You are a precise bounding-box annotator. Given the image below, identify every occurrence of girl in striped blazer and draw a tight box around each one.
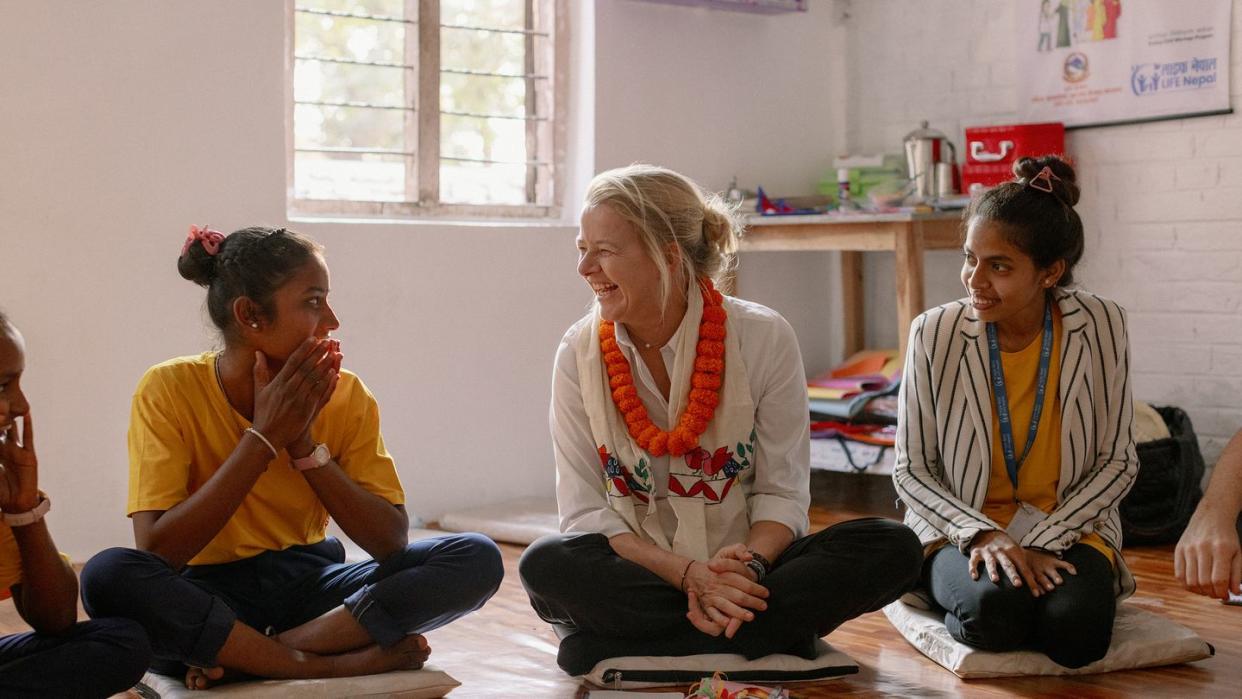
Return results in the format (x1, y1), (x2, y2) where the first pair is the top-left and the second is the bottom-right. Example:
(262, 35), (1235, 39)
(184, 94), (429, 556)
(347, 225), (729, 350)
(893, 156), (1138, 668)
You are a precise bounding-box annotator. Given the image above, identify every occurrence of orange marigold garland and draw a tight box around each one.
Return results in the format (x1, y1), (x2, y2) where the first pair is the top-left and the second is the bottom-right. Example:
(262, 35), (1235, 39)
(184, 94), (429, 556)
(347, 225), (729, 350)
(600, 279), (726, 457)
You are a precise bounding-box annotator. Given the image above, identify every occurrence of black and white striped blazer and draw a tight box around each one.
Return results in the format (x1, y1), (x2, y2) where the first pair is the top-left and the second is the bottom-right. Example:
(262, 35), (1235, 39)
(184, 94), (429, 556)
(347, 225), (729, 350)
(892, 289), (1139, 597)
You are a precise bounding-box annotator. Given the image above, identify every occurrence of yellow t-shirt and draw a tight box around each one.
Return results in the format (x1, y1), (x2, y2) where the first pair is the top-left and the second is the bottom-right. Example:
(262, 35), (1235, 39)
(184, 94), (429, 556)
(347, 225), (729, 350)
(983, 310), (1114, 565)
(128, 352), (405, 566)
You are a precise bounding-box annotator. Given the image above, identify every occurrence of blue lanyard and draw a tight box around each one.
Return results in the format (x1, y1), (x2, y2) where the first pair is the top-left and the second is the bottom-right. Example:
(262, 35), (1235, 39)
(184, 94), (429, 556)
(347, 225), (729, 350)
(987, 302), (1054, 489)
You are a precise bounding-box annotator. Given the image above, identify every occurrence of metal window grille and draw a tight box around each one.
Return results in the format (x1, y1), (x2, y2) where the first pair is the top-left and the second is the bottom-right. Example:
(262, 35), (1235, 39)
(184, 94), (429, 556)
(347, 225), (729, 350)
(289, 0), (566, 218)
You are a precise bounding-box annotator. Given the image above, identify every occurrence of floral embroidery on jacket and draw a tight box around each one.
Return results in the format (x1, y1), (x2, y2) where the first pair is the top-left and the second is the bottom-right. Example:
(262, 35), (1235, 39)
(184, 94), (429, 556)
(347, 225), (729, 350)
(598, 427), (756, 506)
(599, 445), (651, 504)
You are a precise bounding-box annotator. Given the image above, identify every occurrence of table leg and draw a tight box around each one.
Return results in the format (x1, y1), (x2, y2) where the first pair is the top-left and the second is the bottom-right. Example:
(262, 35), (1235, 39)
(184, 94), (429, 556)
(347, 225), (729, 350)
(894, 223), (926, 359)
(840, 250), (864, 358)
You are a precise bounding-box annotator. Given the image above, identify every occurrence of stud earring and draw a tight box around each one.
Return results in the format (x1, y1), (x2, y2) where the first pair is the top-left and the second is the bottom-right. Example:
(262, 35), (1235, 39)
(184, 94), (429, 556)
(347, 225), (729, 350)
(249, 322), (259, 329)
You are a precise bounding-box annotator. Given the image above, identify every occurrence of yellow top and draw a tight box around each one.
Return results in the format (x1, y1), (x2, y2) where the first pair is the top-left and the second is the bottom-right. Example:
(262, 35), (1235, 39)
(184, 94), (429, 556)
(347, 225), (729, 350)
(128, 353), (404, 566)
(983, 309), (1114, 565)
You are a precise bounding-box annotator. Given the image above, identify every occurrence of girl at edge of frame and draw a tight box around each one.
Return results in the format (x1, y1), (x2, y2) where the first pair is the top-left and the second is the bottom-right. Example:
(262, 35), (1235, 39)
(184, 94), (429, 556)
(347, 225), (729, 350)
(0, 310), (152, 697)
(81, 225), (503, 688)
(892, 155), (1139, 668)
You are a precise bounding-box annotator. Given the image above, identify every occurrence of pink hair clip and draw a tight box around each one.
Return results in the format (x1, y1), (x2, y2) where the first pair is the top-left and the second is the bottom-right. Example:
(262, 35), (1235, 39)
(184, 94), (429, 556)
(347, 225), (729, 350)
(1027, 166), (1060, 193)
(182, 224), (225, 256)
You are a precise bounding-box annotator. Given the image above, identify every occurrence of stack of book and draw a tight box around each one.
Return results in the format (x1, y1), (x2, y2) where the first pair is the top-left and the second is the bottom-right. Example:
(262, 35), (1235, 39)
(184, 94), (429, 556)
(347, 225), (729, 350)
(807, 350), (902, 475)
(807, 349), (901, 422)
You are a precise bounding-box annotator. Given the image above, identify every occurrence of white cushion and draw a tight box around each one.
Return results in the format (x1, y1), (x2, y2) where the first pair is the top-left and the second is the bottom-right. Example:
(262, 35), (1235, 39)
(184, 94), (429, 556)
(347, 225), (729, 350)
(580, 639), (857, 689)
(883, 600), (1212, 678)
(135, 666), (459, 698)
(437, 497), (559, 545)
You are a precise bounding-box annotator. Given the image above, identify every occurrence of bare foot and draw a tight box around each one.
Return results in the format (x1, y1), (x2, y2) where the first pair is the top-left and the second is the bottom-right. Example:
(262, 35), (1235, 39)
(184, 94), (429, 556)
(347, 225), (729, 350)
(336, 634), (431, 676)
(382, 634), (431, 671)
(184, 666), (224, 690)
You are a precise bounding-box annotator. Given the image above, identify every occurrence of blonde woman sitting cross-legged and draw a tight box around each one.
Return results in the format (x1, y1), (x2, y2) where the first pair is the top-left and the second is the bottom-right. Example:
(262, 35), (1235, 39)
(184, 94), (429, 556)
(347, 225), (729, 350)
(519, 165), (923, 676)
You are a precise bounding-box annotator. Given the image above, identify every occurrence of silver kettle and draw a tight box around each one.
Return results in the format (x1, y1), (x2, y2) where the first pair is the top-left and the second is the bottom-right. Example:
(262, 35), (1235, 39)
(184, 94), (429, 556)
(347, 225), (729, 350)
(903, 121), (957, 202)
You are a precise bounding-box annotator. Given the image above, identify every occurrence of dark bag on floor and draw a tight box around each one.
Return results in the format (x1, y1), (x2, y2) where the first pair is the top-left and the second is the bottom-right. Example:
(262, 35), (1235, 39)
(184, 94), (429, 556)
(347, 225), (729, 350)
(1119, 406), (1205, 546)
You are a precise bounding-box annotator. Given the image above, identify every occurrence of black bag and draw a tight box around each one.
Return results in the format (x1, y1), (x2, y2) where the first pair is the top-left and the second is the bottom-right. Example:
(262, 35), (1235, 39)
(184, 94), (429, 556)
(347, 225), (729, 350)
(1119, 406), (1205, 546)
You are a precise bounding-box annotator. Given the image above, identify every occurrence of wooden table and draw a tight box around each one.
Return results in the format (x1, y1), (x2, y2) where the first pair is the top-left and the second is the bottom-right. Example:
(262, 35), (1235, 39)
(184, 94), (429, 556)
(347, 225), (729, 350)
(738, 211), (964, 357)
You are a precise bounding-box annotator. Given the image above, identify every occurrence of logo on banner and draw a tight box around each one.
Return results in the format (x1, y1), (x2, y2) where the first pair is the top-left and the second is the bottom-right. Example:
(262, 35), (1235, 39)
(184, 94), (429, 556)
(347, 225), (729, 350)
(1131, 57), (1219, 96)
(1063, 53), (1089, 83)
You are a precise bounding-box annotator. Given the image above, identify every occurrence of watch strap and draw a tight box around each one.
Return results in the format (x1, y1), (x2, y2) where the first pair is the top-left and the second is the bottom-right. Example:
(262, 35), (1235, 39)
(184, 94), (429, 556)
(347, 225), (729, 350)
(292, 443), (330, 471)
(747, 550), (772, 575)
(3, 495), (50, 527)
(744, 558), (766, 583)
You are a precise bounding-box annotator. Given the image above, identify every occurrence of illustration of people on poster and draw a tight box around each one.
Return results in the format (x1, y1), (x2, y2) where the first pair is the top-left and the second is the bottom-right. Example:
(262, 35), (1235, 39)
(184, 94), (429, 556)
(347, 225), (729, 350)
(1020, 0), (1231, 127)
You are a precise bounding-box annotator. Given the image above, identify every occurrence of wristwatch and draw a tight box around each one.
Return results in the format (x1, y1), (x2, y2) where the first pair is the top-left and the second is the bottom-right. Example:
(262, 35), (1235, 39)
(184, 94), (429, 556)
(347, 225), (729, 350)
(745, 549), (772, 582)
(744, 559), (766, 582)
(292, 443), (331, 471)
(3, 495), (50, 527)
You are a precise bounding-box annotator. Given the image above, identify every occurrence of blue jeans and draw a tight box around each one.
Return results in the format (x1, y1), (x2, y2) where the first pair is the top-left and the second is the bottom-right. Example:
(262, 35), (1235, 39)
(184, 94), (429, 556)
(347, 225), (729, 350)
(0, 617), (151, 698)
(80, 533), (502, 674)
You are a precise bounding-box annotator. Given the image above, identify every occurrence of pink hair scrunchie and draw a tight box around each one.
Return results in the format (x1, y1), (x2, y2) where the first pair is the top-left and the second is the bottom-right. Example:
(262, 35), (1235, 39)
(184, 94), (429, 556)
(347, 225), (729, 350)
(182, 224), (225, 256)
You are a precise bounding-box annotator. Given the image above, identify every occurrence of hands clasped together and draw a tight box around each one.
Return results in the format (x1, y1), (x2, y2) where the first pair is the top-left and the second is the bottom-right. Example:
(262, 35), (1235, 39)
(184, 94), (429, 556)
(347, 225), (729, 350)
(968, 530), (1077, 597)
(251, 338), (342, 456)
(683, 544), (769, 639)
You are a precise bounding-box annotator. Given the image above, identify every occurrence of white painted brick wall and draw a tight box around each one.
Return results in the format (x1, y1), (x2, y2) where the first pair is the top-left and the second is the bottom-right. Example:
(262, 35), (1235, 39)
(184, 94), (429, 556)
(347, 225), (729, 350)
(844, 0), (1242, 465)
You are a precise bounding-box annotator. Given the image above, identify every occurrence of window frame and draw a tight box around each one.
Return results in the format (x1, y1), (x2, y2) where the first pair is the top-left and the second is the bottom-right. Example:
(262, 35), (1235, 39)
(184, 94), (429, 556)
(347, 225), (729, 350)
(285, 0), (568, 220)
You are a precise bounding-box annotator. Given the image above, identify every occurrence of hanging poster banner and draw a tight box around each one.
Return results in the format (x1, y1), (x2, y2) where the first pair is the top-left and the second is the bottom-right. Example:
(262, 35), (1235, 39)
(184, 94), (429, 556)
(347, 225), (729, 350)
(1018, 0), (1232, 128)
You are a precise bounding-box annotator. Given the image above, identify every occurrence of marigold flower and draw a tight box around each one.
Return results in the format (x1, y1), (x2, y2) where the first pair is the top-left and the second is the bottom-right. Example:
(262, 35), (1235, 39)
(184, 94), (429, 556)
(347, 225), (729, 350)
(692, 373), (723, 390)
(600, 278), (726, 457)
(612, 385), (638, 402)
(694, 357), (724, 373)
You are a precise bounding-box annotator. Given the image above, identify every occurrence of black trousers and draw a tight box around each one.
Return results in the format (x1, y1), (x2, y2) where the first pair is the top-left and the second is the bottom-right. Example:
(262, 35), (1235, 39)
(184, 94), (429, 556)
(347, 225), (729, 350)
(925, 543), (1116, 668)
(519, 517), (923, 675)
(0, 618), (152, 698)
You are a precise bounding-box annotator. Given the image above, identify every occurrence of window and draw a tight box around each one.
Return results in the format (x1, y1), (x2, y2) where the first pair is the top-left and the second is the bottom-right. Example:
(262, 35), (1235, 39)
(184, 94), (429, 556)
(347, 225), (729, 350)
(290, 0), (566, 218)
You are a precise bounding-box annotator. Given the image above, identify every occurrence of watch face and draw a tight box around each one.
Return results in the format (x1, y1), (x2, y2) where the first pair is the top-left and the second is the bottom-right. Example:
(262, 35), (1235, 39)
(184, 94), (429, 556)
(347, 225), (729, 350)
(312, 443), (331, 465)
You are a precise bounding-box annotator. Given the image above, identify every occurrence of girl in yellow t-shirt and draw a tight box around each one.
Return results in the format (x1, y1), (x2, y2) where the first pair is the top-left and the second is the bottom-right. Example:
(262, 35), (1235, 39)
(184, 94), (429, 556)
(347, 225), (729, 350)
(81, 226), (502, 689)
(893, 156), (1139, 669)
(0, 311), (151, 696)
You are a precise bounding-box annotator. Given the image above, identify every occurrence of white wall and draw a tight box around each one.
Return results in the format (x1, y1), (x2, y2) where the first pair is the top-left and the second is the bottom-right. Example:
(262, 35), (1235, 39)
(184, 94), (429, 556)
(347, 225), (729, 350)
(595, 0), (852, 376)
(0, 0), (852, 559)
(0, 1), (592, 559)
(841, 0), (1242, 464)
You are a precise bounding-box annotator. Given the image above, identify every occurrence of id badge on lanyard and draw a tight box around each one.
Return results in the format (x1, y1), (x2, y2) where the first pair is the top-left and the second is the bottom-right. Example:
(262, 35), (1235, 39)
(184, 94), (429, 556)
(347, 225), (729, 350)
(988, 302), (1054, 535)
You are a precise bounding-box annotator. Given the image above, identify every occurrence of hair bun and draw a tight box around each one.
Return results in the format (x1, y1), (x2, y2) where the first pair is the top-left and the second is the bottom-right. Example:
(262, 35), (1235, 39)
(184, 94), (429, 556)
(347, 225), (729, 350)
(177, 238), (220, 287)
(700, 194), (741, 258)
(1012, 155), (1080, 207)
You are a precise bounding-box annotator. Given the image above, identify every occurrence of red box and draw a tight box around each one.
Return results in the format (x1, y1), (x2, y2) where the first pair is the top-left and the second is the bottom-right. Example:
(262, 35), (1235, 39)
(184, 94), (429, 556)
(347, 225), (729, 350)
(962, 122), (1065, 192)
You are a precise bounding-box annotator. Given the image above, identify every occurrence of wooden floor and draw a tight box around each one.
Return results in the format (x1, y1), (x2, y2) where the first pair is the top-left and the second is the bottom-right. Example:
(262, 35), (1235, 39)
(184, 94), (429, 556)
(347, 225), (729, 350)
(3, 509), (1238, 698)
